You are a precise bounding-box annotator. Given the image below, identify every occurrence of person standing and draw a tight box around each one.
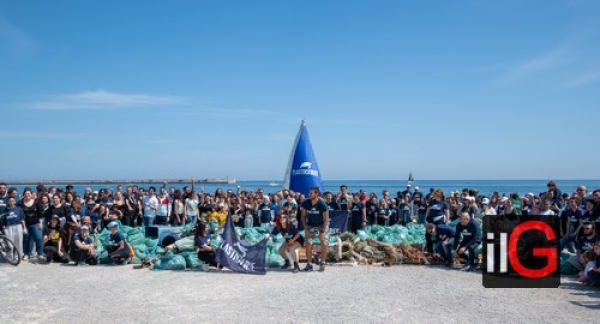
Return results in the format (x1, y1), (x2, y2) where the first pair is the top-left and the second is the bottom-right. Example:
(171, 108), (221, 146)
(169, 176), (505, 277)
(300, 187), (330, 272)
(349, 194), (367, 233)
(19, 189), (44, 261)
(424, 190), (449, 253)
(2, 197), (26, 260)
(142, 187), (158, 227)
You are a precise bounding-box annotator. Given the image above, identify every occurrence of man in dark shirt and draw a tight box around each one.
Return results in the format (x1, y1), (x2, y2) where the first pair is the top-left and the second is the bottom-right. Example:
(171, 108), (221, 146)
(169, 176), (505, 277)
(427, 223), (456, 267)
(453, 212), (482, 271)
(300, 187), (329, 272)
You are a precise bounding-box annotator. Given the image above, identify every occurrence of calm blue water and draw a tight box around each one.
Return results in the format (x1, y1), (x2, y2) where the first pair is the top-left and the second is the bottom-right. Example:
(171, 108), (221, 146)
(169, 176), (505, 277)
(10, 180), (600, 197)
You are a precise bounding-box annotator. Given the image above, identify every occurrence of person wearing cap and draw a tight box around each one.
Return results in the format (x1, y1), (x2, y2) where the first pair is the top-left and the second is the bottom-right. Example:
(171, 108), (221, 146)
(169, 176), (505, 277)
(426, 222), (456, 267)
(480, 198), (497, 216)
(43, 215), (67, 263)
(106, 222), (130, 264)
(69, 225), (97, 266)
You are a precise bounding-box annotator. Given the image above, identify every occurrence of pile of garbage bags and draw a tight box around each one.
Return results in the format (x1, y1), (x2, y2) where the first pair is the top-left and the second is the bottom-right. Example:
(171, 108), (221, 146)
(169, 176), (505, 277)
(94, 221), (576, 275)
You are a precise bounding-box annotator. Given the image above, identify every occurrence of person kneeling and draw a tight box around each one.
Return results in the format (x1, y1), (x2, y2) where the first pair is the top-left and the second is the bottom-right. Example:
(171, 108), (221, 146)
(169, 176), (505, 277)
(69, 225), (98, 266)
(426, 223), (455, 267)
(270, 214), (303, 273)
(194, 221), (224, 271)
(106, 222), (131, 265)
(453, 212), (481, 271)
(43, 215), (68, 263)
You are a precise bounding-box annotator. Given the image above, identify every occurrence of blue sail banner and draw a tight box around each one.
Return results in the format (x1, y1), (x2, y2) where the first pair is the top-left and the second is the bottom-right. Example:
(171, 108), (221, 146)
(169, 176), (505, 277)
(328, 210), (349, 235)
(216, 214), (268, 275)
(288, 122), (324, 196)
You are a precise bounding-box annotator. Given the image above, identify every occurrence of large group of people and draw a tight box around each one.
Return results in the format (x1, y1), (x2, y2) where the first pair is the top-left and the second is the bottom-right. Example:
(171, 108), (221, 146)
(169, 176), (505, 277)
(1, 179), (599, 283)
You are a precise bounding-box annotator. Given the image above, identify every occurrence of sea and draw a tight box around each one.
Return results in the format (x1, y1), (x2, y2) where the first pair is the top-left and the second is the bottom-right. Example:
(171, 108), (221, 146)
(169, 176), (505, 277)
(9, 180), (600, 198)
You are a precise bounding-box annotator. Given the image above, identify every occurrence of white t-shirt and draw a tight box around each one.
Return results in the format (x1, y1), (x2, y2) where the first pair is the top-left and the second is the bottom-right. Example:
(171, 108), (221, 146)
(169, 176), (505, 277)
(143, 196), (158, 217)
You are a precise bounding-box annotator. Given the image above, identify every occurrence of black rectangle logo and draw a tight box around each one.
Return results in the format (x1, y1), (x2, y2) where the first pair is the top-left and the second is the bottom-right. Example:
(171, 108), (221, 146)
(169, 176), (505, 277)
(482, 215), (560, 288)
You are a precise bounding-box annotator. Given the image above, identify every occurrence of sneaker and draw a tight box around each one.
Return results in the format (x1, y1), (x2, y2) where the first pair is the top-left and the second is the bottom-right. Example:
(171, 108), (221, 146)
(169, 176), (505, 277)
(578, 275), (590, 283)
(303, 263), (313, 272)
(281, 260), (290, 269)
(444, 262), (452, 268)
(318, 262), (325, 272)
(293, 262), (300, 273)
(23, 255), (30, 261)
(78, 262), (88, 267)
(467, 265), (478, 272)
(201, 264), (210, 272)
(460, 264), (472, 271)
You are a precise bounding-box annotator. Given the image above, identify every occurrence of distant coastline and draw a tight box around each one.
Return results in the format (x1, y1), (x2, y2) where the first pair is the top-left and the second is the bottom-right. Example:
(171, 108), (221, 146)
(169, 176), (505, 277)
(5, 178), (236, 185)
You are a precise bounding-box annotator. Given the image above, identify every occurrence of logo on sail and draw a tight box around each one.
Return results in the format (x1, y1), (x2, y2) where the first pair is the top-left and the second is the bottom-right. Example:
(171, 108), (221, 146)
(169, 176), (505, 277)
(292, 161), (319, 176)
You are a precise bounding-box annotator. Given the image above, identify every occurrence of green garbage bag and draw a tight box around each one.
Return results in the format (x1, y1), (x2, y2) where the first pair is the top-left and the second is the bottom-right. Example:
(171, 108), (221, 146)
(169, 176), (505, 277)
(128, 233), (146, 246)
(210, 235), (222, 249)
(184, 253), (204, 269)
(174, 236), (197, 252)
(154, 251), (186, 271)
(130, 257), (142, 265)
(145, 239), (158, 249)
(356, 230), (368, 241)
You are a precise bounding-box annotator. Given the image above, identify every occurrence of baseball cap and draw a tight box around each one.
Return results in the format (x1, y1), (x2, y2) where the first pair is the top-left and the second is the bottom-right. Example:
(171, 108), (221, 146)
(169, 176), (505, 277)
(81, 225), (90, 231)
(415, 186), (419, 190)
(107, 222), (118, 229)
(482, 198), (490, 205)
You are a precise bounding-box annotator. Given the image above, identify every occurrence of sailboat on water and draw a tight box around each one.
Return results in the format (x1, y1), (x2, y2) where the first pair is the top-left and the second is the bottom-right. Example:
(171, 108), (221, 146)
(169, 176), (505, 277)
(408, 171), (414, 187)
(282, 120), (324, 196)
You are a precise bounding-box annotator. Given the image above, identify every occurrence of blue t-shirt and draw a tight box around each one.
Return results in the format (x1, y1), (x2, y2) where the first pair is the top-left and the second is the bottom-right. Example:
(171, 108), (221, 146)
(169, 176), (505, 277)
(110, 232), (129, 250)
(3, 206), (24, 226)
(351, 202), (365, 223)
(454, 220), (482, 249)
(435, 224), (456, 242)
(271, 225), (300, 241)
(576, 234), (599, 253)
(301, 198), (329, 227)
(0, 195), (8, 218)
(258, 203), (272, 224)
(427, 200), (448, 224)
(562, 208), (583, 227)
(197, 228), (215, 248)
(71, 234), (93, 253)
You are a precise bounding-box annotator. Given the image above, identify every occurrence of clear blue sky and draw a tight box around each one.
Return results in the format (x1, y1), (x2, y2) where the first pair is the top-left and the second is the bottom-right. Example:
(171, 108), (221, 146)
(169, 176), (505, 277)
(1, 1), (599, 181)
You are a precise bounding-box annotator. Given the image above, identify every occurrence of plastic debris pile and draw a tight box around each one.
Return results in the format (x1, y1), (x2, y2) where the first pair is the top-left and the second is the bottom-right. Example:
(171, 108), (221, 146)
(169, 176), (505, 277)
(97, 221), (577, 275)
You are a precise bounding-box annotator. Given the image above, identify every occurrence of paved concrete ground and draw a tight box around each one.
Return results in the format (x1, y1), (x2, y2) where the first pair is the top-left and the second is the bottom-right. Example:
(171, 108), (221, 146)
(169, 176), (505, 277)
(0, 261), (598, 324)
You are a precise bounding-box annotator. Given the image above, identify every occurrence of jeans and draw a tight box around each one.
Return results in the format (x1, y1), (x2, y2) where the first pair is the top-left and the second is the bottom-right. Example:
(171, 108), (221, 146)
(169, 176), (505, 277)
(245, 216), (253, 228)
(417, 209), (426, 224)
(559, 225), (577, 253)
(186, 215), (197, 226)
(143, 216), (154, 227)
(24, 224), (44, 256)
(435, 238), (454, 264)
(458, 243), (480, 266)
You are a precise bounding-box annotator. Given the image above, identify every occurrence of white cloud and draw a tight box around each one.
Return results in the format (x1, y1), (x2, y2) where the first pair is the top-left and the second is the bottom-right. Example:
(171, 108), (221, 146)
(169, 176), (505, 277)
(0, 15), (37, 57)
(0, 130), (78, 140)
(24, 90), (188, 110)
(498, 48), (570, 85)
(564, 69), (600, 88)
